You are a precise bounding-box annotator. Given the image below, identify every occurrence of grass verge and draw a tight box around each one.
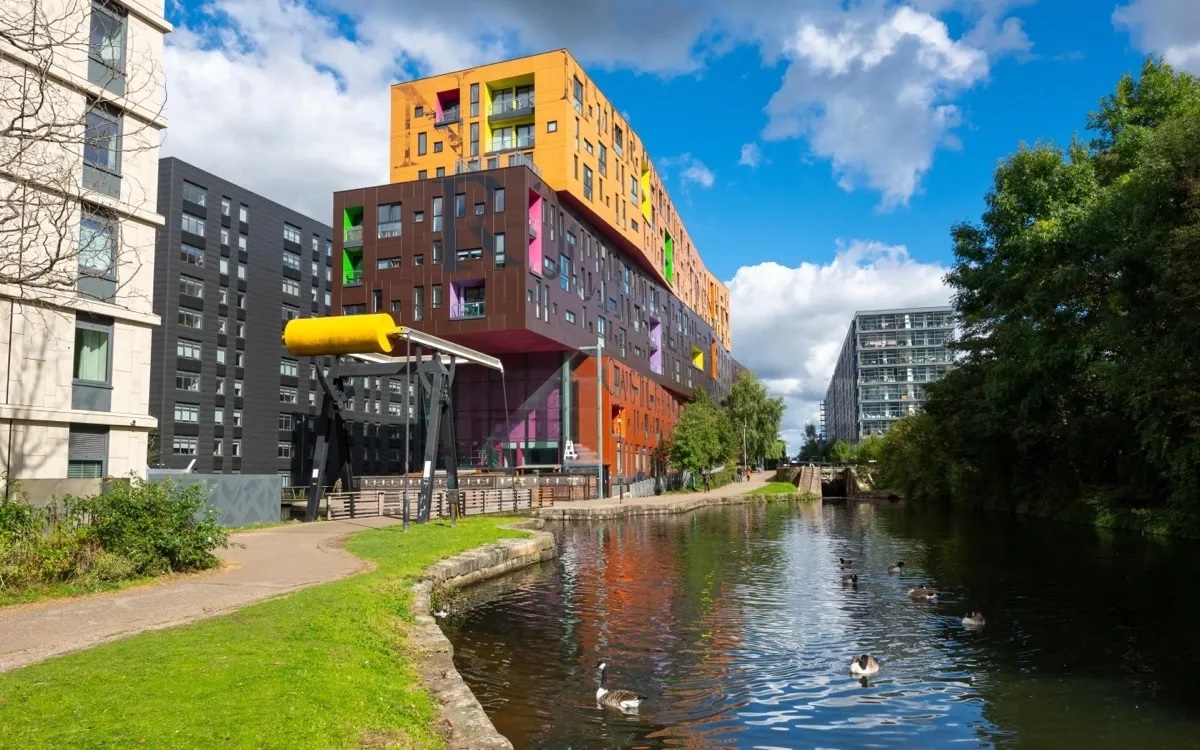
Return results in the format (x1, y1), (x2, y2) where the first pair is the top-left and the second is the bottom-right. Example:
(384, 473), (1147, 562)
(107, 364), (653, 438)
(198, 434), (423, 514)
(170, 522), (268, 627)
(0, 575), (155, 608)
(0, 515), (528, 750)
(747, 482), (802, 496)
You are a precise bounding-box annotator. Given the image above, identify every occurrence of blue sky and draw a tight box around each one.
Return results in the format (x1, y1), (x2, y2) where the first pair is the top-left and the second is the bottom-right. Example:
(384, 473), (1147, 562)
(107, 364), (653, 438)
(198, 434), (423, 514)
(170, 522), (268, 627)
(159, 0), (1198, 442)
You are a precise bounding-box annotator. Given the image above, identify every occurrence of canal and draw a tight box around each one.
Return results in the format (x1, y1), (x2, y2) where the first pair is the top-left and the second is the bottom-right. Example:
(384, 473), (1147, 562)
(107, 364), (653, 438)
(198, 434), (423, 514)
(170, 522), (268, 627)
(443, 501), (1200, 749)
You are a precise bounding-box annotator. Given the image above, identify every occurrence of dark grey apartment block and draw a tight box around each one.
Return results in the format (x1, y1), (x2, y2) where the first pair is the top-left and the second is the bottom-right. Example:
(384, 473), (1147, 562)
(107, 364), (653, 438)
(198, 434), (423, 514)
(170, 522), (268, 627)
(151, 158), (413, 482)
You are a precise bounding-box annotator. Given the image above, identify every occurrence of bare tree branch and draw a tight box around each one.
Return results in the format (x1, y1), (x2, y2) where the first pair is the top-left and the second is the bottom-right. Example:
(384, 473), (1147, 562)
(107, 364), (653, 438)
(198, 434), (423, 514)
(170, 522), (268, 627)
(0, 0), (166, 301)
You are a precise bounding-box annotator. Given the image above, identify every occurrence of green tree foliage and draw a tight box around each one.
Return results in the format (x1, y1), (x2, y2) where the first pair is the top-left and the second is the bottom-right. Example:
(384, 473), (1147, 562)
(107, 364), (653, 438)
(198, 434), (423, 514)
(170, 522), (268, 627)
(877, 57), (1200, 526)
(668, 389), (727, 478)
(722, 371), (786, 463)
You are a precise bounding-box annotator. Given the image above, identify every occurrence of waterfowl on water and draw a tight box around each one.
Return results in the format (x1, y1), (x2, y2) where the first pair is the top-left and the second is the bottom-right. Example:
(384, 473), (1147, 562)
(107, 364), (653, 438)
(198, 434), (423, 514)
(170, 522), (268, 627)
(962, 612), (985, 628)
(842, 573), (859, 586)
(908, 585), (938, 602)
(595, 661), (644, 711)
(433, 608), (449, 619)
(887, 561), (905, 574)
(849, 654), (880, 676)
(839, 557), (855, 568)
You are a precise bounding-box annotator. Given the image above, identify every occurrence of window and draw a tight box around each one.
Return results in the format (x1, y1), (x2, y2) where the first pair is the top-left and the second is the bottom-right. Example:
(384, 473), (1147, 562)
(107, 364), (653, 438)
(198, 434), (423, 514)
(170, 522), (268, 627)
(474, 202), (485, 216)
(456, 248), (482, 261)
(178, 309), (202, 329)
(583, 165), (594, 200)
(219, 258), (229, 275)
(417, 132), (427, 155)
(282, 250), (300, 270)
(83, 102), (121, 174)
(180, 243), (204, 266)
(598, 143), (608, 176)
(216, 349), (226, 365)
(413, 286), (424, 322)
(378, 203), (402, 238)
(560, 254), (571, 291)
(280, 358), (298, 377)
(312, 235), (319, 253)
(218, 318), (227, 335)
(584, 139), (594, 155)
(572, 76), (584, 112)
(343, 303), (365, 315)
(469, 122), (479, 157)
(174, 403), (199, 423)
(279, 387), (297, 404)
(237, 292), (246, 308)
(278, 442), (294, 459)
(311, 260), (319, 277)
(414, 105), (424, 117)
(73, 317), (111, 384)
(597, 316), (606, 336)
(233, 379), (243, 397)
(282, 304), (300, 321)
(494, 233), (506, 267)
(413, 254), (424, 266)
(88, 0), (127, 79)
(436, 167), (445, 177)
(239, 204), (248, 222)
(283, 223), (302, 243)
(432, 284), (443, 308)
(220, 227), (230, 246)
(433, 141), (443, 153)
(237, 262), (246, 280)
(493, 188), (505, 212)
(79, 207), (117, 278)
(547, 120), (558, 132)
(279, 414), (294, 431)
(417, 170), (427, 180)
(221, 197), (230, 216)
(218, 288), (228, 305)
(181, 180), (207, 206)
(454, 193), (465, 218)
(566, 310), (577, 324)
(239, 234), (248, 251)
(469, 83), (479, 117)
(231, 440), (241, 457)
(281, 278), (300, 296)
(377, 257), (402, 270)
(172, 436), (198, 456)
(176, 373), (200, 392)
(414, 211), (425, 224)
(432, 197), (443, 231)
(614, 124), (624, 155)
(176, 339), (201, 360)
(181, 212), (205, 236)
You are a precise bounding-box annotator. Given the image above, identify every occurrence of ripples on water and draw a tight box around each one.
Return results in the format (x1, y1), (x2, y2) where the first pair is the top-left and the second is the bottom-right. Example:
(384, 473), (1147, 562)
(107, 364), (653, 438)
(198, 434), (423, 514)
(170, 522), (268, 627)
(444, 502), (1200, 749)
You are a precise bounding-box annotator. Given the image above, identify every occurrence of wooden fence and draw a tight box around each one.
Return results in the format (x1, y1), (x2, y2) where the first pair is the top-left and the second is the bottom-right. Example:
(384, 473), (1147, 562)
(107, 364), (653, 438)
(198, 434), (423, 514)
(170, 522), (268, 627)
(324, 487), (548, 521)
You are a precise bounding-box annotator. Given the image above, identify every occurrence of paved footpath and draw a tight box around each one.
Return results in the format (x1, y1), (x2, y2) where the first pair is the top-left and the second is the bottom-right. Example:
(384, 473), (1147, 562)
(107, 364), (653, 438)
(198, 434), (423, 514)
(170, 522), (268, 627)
(0, 516), (401, 673)
(535, 470), (780, 518)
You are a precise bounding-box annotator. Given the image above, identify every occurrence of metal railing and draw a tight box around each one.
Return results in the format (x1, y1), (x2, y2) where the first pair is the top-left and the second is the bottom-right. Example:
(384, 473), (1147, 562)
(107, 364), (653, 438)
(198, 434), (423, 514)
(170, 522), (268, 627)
(344, 271), (363, 287)
(489, 94), (535, 117)
(435, 108), (461, 126)
(450, 300), (486, 319)
(344, 226), (363, 245)
(488, 134), (535, 153)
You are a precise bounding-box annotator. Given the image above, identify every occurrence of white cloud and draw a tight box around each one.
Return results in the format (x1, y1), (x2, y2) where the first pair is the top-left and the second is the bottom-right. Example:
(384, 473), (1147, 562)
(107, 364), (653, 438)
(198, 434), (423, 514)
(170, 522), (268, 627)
(726, 241), (951, 447)
(660, 153), (716, 188)
(1113, 0), (1200, 73)
(763, 6), (993, 210)
(738, 142), (764, 168)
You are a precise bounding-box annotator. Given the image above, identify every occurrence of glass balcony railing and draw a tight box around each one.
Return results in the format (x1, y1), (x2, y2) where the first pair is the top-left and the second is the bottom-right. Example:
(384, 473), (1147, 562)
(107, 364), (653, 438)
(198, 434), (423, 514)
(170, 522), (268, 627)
(435, 107), (461, 126)
(528, 219), (538, 237)
(451, 300), (486, 319)
(344, 226), (363, 246)
(344, 271), (363, 287)
(489, 94), (535, 119)
(488, 133), (535, 154)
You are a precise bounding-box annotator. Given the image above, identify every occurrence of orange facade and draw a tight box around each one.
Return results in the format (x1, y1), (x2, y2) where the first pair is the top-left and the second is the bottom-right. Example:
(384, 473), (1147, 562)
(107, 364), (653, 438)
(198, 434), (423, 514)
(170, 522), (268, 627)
(389, 49), (732, 351)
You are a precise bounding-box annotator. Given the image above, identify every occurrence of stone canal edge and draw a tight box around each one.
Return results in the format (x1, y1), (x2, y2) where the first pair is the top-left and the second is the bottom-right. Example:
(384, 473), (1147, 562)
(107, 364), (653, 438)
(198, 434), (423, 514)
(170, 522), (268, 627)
(411, 518), (557, 750)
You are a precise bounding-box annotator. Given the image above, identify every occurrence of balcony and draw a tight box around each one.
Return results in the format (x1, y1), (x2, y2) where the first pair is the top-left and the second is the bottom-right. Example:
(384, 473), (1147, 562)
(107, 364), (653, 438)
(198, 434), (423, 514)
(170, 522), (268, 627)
(344, 226), (363, 247)
(528, 219), (538, 238)
(344, 271), (363, 287)
(450, 300), (486, 319)
(487, 133), (535, 155)
(488, 93), (535, 123)
(435, 107), (461, 126)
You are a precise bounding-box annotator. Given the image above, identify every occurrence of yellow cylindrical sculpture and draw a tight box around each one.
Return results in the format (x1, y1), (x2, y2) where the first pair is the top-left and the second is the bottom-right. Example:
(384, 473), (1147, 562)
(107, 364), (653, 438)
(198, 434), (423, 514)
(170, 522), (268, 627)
(282, 313), (399, 356)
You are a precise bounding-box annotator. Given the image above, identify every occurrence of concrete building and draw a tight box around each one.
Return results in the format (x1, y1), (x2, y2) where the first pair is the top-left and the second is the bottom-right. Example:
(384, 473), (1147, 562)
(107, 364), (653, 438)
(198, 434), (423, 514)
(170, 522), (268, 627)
(333, 50), (737, 481)
(151, 158), (412, 481)
(822, 306), (955, 443)
(0, 0), (170, 498)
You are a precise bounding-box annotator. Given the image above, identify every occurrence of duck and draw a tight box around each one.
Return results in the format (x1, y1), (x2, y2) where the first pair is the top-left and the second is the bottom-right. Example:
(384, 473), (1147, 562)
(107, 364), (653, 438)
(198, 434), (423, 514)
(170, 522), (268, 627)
(962, 611), (985, 628)
(839, 557), (855, 568)
(908, 585), (938, 602)
(841, 573), (858, 586)
(595, 661), (644, 711)
(849, 654), (880, 676)
(887, 561), (905, 574)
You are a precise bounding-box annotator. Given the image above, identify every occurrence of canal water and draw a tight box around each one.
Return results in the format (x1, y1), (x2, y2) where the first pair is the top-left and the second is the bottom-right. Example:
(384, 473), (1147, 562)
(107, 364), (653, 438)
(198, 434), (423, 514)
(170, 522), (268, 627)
(443, 501), (1200, 749)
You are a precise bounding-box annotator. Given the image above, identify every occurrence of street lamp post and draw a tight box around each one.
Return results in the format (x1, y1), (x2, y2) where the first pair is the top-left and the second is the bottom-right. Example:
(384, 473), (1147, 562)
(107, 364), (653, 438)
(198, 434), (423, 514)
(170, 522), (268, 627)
(742, 421), (748, 478)
(579, 335), (604, 499)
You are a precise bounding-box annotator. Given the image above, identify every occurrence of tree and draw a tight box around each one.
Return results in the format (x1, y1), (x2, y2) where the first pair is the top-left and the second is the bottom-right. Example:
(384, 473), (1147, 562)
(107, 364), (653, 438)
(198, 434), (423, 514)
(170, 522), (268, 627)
(669, 389), (726, 485)
(2, 0), (164, 299)
(722, 371), (785, 465)
(798, 423), (823, 460)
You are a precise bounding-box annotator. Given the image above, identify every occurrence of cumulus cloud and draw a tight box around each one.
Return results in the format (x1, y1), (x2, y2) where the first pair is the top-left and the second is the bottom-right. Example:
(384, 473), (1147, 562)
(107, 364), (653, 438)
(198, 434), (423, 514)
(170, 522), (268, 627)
(763, 6), (992, 210)
(738, 142), (764, 168)
(659, 153), (716, 188)
(726, 241), (951, 446)
(1113, 0), (1200, 73)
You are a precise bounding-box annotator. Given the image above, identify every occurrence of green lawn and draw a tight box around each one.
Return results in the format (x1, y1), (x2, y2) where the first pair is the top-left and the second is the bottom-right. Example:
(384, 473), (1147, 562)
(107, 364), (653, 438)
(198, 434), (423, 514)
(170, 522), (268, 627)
(0, 516), (527, 750)
(0, 576), (155, 608)
(747, 482), (804, 496)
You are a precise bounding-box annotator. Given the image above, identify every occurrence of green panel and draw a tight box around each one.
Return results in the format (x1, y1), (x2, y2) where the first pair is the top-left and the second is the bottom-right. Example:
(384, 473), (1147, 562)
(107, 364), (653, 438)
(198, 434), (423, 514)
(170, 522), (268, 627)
(343, 206), (363, 230)
(663, 231), (674, 285)
(342, 249), (362, 285)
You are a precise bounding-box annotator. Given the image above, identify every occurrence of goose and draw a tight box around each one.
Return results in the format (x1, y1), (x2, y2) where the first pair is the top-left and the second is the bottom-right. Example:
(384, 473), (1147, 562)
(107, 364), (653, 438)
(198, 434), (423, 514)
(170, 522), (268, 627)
(595, 661), (644, 711)
(841, 573), (859, 586)
(962, 611), (985, 628)
(887, 561), (905, 574)
(839, 557), (855, 568)
(849, 654), (880, 676)
(908, 585), (938, 602)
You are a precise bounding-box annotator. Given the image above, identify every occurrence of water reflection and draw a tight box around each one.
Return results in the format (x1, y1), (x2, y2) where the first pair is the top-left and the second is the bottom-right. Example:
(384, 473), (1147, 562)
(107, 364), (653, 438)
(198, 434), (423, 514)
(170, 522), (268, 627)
(444, 502), (1200, 749)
